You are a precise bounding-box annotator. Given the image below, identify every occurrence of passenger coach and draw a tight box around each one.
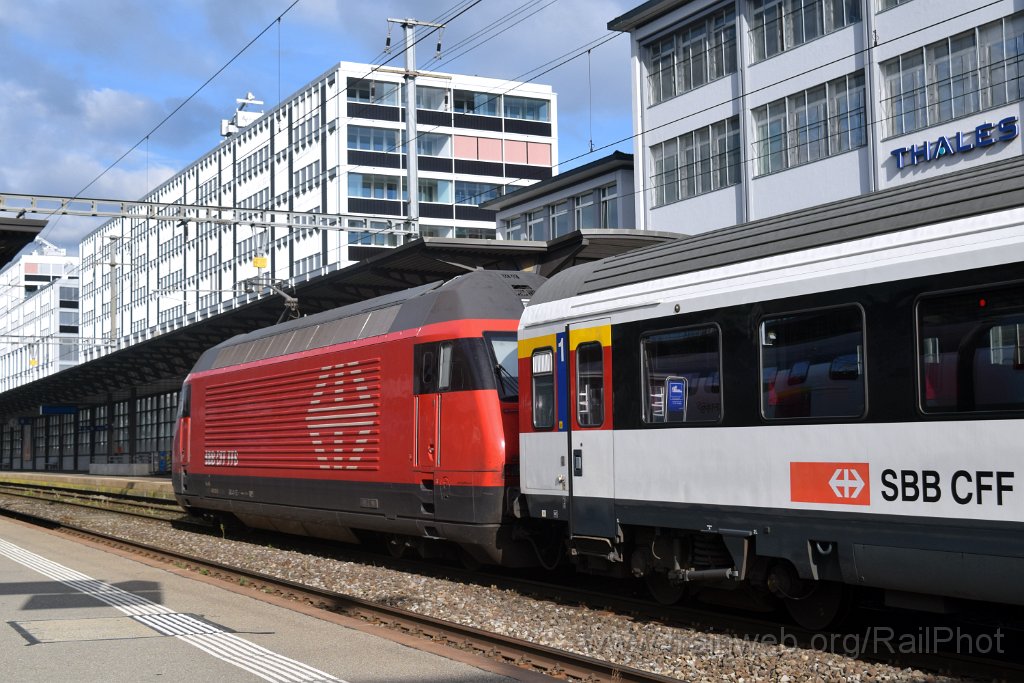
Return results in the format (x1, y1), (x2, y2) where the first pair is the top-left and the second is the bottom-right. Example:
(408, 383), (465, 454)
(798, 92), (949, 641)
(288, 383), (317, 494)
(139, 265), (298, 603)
(516, 158), (1024, 625)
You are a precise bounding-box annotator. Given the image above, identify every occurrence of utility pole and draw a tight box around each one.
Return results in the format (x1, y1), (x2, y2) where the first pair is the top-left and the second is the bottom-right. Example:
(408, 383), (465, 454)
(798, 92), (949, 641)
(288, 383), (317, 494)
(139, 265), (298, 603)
(386, 17), (444, 238)
(108, 236), (121, 346)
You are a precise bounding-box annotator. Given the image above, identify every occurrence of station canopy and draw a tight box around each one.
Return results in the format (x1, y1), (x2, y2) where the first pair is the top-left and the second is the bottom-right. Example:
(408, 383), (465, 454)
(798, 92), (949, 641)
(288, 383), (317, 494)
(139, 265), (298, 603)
(0, 217), (46, 271)
(0, 230), (677, 417)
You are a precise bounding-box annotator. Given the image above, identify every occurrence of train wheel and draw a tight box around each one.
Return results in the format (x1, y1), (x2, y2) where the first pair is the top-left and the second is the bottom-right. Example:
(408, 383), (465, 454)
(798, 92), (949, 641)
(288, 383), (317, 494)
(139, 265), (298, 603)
(646, 571), (685, 605)
(783, 581), (848, 631)
(386, 536), (408, 559)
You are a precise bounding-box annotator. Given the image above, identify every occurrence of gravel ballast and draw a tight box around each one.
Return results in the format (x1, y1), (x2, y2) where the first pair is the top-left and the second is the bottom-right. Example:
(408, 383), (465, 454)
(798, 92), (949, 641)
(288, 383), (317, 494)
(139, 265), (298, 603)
(0, 494), (974, 682)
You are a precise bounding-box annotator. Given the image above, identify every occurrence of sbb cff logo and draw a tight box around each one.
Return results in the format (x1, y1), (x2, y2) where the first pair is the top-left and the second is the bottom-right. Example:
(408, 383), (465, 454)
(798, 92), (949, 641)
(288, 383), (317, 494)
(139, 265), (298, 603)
(790, 462), (870, 506)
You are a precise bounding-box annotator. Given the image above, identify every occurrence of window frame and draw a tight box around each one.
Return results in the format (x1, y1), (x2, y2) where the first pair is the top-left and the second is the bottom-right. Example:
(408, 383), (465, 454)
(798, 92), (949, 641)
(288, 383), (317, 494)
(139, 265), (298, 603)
(651, 117), (741, 206)
(531, 347), (556, 430)
(749, 0), (862, 64)
(758, 303), (868, 421)
(880, 12), (1024, 139)
(915, 280), (1024, 415)
(640, 323), (724, 426)
(643, 5), (738, 105)
(752, 71), (866, 176)
(575, 341), (605, 428)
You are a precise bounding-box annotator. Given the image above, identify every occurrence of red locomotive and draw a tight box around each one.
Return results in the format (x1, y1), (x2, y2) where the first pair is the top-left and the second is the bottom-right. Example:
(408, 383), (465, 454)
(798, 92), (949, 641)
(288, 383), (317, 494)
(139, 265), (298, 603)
(172, 270), (542, 566)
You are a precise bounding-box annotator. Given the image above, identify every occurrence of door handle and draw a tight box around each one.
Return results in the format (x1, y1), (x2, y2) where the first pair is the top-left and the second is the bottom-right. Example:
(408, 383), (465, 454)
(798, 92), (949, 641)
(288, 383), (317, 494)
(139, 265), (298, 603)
(573, 449), (582, 477)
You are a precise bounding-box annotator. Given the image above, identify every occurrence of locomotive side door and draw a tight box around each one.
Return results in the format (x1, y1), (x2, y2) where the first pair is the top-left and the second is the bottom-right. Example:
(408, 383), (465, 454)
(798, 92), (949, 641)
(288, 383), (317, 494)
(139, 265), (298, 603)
(413, 344), (440, 515)
(567, 319), (617, 540)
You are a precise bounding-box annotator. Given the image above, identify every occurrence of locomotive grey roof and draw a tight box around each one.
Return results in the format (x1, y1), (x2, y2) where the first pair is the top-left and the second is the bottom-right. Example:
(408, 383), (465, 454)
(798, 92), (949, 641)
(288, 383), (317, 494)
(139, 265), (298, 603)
(192, 270), (544, 373)
(530, 154), (1024, 306)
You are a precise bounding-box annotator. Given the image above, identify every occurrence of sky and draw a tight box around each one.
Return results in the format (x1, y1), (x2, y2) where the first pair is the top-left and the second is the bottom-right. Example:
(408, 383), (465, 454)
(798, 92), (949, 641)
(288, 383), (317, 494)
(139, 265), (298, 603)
(0, 0), (639, 252)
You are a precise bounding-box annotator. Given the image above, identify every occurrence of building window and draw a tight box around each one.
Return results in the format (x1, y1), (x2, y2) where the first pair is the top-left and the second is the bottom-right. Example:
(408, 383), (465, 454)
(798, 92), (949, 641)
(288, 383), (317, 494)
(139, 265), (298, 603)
(651, 116), (741, 206)
(645, 6), (737, 105)
(59, 338), (77, 362)
(453, 90), (499, 116)
(292, 160), (321, 187)
(454, 135), (503, 161)
(760, 306), (865, 419)
(419, 225), (451, 238)
(348, 173), (400, 200)
(505, 216), (526, 240)
(455, 181), (501, 205)
(600, 185), (619, 228)
(295, 253), (323, 277)
(416, 86), (447, 111)
(416, 132), (451, 157)
(550, 201), (570, 238)
(347, 78), (400, 106)
(878, 0), (913, 10)
(750, 0), (862, 63)
(527, 210), (546, 241)
(348, 126), (400, 152)
(881, 13), (1024, 138)
(238, 188), (271, 210)
(294, 112), (321, 144)
(752, 71), (866, 176)
(574, 192), (596, 229)
(418, 178), (451, 203)
(503, 96), (549, 121)
(642, 325), (721, 424)
(504, 140), (551, 166)
(454, 227), (494, 239)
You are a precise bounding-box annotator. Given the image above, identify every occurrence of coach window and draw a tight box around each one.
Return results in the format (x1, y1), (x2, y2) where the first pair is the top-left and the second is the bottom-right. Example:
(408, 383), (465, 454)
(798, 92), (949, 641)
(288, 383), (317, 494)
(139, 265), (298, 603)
(642, 325), (721, 424)
(532, 349), (555, 429)
(576, 342), (604, 427)
(918, 284), (1024, 413)
(760, 306), (865, 420)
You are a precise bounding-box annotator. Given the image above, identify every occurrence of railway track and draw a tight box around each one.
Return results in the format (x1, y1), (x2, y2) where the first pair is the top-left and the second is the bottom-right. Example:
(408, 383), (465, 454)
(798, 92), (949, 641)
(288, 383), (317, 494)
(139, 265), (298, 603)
(0, 499), (676, 683)
(1, 483), (1021, 682)
(0, 480), (183, 520)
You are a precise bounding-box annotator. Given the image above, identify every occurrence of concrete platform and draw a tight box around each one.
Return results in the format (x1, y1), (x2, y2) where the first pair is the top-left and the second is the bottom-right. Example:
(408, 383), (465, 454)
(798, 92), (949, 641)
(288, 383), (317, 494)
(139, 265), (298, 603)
(0, 515), (540, 682)
(0, 471), (175, 502)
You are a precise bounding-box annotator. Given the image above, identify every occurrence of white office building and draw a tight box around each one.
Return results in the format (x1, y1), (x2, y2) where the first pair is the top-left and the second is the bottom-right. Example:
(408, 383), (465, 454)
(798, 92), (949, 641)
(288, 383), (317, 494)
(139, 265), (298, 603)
(78, 61), (556, 362)
(610, 0), (1024, 233)
(0, 249), (80, 393)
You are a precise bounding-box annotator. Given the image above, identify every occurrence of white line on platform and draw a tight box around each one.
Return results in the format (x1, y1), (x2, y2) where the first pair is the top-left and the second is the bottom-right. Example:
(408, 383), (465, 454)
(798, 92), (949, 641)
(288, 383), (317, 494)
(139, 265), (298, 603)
(0, 538), (344, 683)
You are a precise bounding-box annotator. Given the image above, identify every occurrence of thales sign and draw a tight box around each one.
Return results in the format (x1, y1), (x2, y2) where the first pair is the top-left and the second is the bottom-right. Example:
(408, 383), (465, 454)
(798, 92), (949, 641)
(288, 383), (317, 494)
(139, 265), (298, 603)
(890, 115), (1018, 169)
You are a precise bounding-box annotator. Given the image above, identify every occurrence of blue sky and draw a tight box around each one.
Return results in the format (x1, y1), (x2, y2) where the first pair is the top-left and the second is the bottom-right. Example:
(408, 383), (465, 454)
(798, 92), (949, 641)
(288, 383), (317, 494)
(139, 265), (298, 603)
(0, 0), (638, 250)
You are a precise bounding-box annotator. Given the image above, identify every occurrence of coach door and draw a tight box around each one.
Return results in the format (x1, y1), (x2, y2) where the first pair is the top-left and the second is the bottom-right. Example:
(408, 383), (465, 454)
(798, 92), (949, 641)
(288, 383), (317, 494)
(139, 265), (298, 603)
(567, 319), (617, 540)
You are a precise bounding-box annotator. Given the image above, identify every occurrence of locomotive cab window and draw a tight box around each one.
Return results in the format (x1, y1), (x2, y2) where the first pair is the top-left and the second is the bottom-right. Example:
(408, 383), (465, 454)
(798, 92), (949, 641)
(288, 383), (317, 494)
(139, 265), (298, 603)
(760, 305), (865, 420)
(532, 348), (555, 429)
(642, 325), (722, 424)
(485, 332), (519, 402)
(176, 383), (191, 419)
(918, 284), (1024, 413)
(576, 342), (604, 427)
(414, 339), (496, 394)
